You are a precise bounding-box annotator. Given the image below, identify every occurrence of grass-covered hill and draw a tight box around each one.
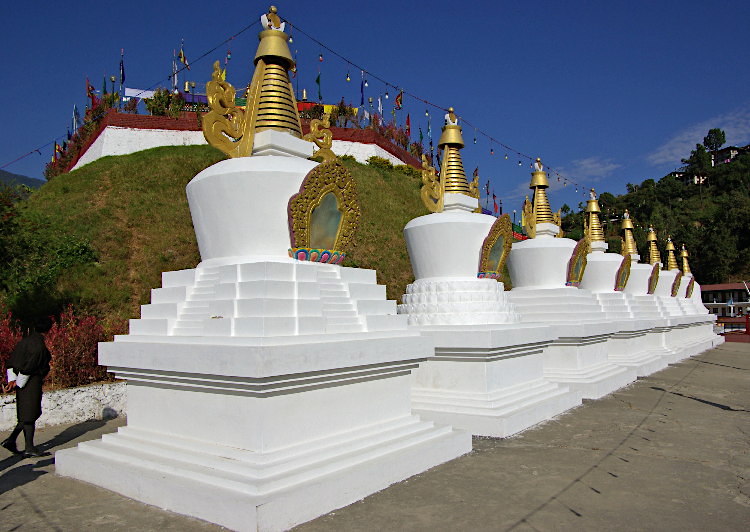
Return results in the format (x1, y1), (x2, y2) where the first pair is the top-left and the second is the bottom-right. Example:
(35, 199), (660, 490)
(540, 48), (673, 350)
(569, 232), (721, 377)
(6, 146), (426, 325)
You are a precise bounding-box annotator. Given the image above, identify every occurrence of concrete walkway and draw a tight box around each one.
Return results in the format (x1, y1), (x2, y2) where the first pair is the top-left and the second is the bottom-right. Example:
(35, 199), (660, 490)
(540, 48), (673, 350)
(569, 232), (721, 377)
(1, 343), (748, 531)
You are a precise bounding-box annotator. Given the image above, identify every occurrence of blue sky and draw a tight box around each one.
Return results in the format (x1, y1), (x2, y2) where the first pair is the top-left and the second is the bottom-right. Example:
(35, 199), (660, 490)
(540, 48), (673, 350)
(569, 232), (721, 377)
(1, 0), (748, 213)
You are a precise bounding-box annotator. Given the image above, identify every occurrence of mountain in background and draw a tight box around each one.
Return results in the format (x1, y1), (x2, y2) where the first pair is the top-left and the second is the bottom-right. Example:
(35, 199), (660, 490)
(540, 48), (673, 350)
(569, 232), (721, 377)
(0, 169), (45, 188)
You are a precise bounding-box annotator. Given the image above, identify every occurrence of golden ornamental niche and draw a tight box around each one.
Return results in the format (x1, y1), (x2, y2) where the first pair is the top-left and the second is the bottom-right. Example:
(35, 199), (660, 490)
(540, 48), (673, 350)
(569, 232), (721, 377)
(647, 263), (660, 294)
(670, 271), (683, 297)
(287, 160), (360, 264)
(478, 214), (513, 281)
(614, 255), (631, 292)
(685, 277), (695, 298)
(566, 237), (589, 287)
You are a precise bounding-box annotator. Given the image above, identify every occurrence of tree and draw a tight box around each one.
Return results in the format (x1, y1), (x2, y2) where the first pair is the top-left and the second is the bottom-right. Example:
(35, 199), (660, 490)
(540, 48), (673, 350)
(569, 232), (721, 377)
(682, 144), (711, 175)
(703, 128), (726, 154)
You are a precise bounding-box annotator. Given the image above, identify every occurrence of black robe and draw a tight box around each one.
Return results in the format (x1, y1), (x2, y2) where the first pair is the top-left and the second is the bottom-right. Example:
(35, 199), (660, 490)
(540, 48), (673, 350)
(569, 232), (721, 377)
(8, 332), (51, 423)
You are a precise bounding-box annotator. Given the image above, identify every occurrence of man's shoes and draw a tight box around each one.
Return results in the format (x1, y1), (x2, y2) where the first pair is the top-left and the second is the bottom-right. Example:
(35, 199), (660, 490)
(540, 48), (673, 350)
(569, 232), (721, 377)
(1, 437), (21, 455)
(22, 447), (48, 458)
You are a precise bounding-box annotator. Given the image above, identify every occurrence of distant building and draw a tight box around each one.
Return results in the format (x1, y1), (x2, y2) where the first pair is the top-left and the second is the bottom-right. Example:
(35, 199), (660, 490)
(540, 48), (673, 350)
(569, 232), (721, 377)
(701, 282), (750, 317)
(711, 144), (750, 167)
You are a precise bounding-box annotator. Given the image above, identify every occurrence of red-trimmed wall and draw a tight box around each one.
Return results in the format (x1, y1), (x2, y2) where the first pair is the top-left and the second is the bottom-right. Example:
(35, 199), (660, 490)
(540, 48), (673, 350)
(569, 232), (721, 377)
(71, 110), (421, 170)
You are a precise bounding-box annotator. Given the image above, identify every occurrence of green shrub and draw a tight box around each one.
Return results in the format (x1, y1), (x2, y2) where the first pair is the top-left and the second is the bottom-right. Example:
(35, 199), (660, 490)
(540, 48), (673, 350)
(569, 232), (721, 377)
(367, 156), (393, 170)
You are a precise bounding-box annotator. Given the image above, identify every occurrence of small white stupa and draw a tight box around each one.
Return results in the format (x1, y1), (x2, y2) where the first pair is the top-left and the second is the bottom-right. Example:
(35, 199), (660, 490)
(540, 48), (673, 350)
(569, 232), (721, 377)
(56, 8), (470, 531)
(399, 111), (580, 437)
(506, 160), (635, 399)
(578, 195), (667, 376)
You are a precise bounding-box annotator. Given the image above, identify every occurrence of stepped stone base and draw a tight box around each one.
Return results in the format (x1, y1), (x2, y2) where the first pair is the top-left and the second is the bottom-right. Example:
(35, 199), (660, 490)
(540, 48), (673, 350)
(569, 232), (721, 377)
(56, 260), (471, 531)
(410, 325), (581, 437)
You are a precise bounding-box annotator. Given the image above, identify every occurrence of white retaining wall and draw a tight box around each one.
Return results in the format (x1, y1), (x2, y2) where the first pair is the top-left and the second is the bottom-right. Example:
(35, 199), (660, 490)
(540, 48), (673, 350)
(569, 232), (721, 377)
(72, 126), (409, 171)
(0, 381), (126, 430)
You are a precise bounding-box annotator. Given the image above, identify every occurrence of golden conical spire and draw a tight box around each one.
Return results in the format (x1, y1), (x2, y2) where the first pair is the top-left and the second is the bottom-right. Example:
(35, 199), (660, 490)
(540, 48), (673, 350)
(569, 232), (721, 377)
(665, 236), (679, 270)
(202, 6), (302, 157)
(646, 226), (661, 265)
(585, 189), (605, 242)
(680, 244), (691, 274)
(620, 210), (638, 256)
(250, 7), (302, 136)
(530, 158), (554, 223)
(438, 108), (471, 195)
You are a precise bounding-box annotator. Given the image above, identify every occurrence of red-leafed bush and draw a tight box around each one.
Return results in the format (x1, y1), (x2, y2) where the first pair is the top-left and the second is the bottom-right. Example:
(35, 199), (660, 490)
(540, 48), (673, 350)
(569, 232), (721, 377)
(0, 310), (22, 379)
(44, 306), (113, 389)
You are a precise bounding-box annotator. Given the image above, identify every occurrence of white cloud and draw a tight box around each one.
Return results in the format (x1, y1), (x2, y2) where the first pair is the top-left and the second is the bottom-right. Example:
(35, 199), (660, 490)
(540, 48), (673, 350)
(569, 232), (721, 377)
(499, 156), (620, 202)
(647, 104), (750, 166)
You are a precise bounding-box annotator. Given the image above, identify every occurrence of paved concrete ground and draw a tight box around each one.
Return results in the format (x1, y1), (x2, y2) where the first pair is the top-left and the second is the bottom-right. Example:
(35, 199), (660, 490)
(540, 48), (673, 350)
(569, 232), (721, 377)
(0, 343), (747, 531)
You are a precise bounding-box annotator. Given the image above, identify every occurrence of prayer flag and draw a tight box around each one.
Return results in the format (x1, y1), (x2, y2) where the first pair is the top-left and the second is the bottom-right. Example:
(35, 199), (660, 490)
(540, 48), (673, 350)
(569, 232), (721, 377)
(178, 46), (190, 70)
(473, 167), (479, 178)
(419, 127), (423, 144)
(72, 104), (80, 131)
(394, 90), (403, 110)
(377, 96), (382, 116)
(315, 73), (322, 101)
(405, 114), (411, 138)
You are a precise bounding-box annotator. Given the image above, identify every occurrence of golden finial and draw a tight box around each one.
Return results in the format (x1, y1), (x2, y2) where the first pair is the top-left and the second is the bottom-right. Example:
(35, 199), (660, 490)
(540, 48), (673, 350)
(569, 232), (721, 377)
(665, 235), (679, 270)
(202, 6), (302, 158)
(620, 209), (638, 256)
(680, 244), (691, 274)
(646, 226), (661, 265)
(437, 107), (472, 196)
(584, 188), (605, 242)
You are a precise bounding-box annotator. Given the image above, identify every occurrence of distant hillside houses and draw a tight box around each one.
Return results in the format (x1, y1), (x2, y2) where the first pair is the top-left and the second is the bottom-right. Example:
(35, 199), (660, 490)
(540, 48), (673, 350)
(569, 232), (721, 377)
(71, 108), (421, 172)
(669, 143), (749, 186)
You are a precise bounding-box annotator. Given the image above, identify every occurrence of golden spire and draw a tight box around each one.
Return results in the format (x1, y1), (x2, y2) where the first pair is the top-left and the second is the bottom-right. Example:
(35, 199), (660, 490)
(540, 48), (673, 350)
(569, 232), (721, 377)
(437, 108), (472, 195)
(202, 6), (302, 157)
(665, 236), (679, 270)
(529, 157), (554, 224)
(620, 209), (638, 256)
(521, 158), (562, 238)
(680, 244), (691, 274)
(584, 189), (605, 242)
(646, 226), (661, 265)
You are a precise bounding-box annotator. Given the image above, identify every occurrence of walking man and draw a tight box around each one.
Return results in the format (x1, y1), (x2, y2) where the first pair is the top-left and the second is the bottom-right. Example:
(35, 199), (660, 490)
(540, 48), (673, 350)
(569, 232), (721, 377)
(2, 317), (52, 458)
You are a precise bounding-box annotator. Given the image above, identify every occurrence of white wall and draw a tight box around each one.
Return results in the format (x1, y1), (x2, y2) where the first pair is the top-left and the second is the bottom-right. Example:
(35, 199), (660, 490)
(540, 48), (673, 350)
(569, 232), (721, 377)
(72, 126), (411, 170)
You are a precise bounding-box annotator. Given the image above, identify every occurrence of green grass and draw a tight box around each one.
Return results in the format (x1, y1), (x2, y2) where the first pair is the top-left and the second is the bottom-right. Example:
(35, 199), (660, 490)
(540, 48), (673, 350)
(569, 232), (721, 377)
(20, 146), (428, 324)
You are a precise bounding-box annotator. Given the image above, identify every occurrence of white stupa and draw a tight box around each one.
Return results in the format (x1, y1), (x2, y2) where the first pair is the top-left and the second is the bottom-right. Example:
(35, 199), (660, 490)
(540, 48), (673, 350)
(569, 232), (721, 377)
(399, 111), (580, 437)
(56, 8), (470, 531)
(578, 194), (667, 376)
(506, 159), (635, 398)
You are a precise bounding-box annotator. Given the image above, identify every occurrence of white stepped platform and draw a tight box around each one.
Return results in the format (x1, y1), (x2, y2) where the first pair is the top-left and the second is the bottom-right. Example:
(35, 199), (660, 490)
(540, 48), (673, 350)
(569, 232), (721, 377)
(409, 325), (582, 437)
(508, 288), (637, 399)
(606, 319), (668, 377)
(57, 260), (471, 531)
(596, 292), (635, 320)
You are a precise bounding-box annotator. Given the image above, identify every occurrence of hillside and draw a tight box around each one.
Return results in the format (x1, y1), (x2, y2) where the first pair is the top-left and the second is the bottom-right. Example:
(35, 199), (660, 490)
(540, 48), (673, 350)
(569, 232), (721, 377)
(11, 146), (426, 324)
(0, 169), (44, 188)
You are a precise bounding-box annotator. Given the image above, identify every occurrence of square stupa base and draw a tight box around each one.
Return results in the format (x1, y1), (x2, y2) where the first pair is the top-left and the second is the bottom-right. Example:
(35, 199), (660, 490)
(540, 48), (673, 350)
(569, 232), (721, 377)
(410, 325), (582, 438)
(56, 339), (471, 532)
(606, 319), (669, 377)
(541, 322), (638, 400)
